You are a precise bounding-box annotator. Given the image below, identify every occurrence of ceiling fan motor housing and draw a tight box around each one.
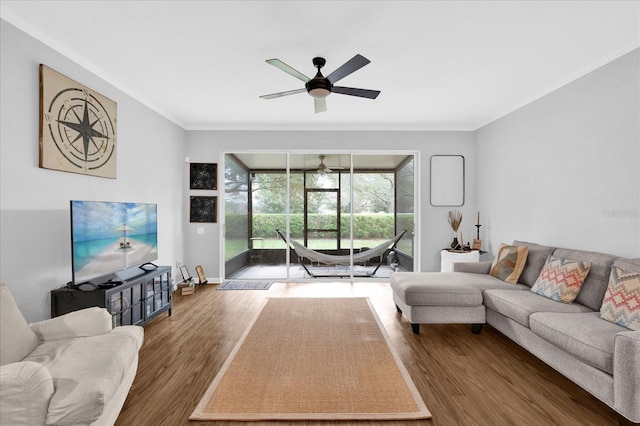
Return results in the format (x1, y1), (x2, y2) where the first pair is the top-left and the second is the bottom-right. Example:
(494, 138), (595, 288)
(306, 57), (332, 98)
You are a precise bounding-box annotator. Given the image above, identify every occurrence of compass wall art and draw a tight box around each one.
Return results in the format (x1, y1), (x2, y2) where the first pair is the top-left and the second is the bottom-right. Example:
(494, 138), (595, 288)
(39, 65), (117, 178)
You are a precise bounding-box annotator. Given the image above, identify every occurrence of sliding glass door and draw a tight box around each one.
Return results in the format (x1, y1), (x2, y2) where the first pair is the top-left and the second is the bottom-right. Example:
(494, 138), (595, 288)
(222, 151), (416, 280)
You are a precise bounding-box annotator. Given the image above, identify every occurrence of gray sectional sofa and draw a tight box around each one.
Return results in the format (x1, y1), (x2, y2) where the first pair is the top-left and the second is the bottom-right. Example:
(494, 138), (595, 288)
(391, 241), (640, 424)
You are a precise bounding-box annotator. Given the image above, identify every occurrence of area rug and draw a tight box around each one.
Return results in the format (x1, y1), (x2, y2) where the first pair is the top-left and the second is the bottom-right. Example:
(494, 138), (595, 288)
(217, 281), (273, 290)
(190, 297), (431, 421)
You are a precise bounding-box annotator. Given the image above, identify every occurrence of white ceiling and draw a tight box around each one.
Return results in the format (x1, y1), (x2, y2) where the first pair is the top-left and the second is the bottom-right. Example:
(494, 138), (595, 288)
(233, 152), (411, 171)
(1, 1), (638, 131)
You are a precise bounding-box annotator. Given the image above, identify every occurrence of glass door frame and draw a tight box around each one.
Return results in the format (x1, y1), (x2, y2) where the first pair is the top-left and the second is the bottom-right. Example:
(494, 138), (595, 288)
(220, 150), (421, 280)
(304, 187), (341, 248)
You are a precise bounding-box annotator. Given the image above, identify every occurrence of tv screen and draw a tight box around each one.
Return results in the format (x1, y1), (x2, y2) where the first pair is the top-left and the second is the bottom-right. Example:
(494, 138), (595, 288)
(70, 200), (158, 285)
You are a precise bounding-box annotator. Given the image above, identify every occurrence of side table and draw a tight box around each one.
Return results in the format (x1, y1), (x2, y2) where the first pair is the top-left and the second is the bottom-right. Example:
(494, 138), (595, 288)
(440, 249), (480, 272)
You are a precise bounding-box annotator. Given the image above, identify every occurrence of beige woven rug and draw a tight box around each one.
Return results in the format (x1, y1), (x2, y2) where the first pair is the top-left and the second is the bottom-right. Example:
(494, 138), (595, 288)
(190, 297), (431, 421)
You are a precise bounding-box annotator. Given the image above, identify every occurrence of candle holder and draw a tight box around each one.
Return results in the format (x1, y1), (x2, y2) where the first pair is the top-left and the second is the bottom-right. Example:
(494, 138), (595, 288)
(472, 224), (483, 251)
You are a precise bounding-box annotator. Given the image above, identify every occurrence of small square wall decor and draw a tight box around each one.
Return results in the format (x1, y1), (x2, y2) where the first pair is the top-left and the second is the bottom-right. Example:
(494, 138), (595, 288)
(190, 163), (217, 190)
(190, 196), (217, 223)
(39, 64), (117, 178)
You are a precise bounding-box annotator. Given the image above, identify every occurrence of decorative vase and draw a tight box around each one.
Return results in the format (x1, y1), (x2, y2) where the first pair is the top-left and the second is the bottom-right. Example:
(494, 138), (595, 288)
(450, 237), (460, 250)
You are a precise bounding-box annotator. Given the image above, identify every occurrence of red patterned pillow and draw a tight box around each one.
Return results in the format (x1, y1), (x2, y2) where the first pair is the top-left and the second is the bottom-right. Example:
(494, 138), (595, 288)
(530, 256), (591, 303)
(600, 266), (640, 331)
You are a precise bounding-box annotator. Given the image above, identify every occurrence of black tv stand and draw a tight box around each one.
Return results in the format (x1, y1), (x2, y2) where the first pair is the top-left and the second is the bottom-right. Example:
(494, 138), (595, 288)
(139, 262), (157, 272)
(51, 266), (172, 326)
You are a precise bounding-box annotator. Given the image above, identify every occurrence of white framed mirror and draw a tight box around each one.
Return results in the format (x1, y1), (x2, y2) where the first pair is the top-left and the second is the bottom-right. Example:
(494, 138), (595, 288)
(430, 155), (465, 206)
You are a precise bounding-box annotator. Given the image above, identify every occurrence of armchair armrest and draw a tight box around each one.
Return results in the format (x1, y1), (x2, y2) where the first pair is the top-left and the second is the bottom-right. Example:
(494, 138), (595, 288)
(30, 307), (112, 341)
(613, 330), (640, 423)
(0, 361), (54, 425)
(453, 261), (492, 274)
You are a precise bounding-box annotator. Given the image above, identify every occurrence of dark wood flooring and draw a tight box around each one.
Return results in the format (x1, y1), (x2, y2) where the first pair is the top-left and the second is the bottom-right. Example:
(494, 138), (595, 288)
(116, 282), (619, 425)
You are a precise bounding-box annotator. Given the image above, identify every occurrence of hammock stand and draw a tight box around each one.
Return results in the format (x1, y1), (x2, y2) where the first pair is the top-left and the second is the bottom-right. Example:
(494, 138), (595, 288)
(276, 229), (407, 278)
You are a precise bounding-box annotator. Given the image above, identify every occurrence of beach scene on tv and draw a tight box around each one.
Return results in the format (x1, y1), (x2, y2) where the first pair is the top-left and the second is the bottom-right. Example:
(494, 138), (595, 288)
(71, 201), (158, 284)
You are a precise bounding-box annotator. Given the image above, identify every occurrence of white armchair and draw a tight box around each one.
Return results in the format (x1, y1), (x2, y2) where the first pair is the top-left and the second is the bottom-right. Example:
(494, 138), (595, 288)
(0, 284), (143, 425)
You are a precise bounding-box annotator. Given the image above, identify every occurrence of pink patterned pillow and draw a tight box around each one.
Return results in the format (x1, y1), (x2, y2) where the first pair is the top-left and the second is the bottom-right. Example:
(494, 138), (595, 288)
(530, 256), (591, 303)
(600, 266), (640, 331)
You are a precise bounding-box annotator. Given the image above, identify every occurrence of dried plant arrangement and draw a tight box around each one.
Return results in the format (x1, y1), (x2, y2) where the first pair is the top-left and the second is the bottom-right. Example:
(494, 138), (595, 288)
(447, 210), (463, 250)
(447, 210), (463, 232)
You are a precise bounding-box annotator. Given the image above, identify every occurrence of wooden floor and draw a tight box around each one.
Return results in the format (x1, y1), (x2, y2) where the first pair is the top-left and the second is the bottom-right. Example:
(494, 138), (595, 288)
(116, 282), (619, 426)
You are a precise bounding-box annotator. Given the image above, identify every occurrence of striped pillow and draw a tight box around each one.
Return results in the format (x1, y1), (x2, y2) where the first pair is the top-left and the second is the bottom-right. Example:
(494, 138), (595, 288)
(600, 266), (640, 331)
(490, 244), (528, 284)
(530, 256), (591, 303)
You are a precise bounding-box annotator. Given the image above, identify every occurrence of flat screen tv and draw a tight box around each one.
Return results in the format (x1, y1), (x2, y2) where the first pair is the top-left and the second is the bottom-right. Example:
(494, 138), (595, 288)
(70, 200), (158, 285)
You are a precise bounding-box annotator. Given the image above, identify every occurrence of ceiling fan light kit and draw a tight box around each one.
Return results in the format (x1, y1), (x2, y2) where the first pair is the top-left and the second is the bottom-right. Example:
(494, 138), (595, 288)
(260, 54), (381, 113)
(306, 57), (332, 99)
(314, 155), (344, 175)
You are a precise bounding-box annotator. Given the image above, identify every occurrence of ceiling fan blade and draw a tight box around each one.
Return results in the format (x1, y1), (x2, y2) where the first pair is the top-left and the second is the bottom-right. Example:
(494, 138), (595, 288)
(332, 86), (380, 99)
(326, 54), (370, 84)
(314, 98), (327, 114)
(259, 88), (306, 99)
(266, 59), (310, 83)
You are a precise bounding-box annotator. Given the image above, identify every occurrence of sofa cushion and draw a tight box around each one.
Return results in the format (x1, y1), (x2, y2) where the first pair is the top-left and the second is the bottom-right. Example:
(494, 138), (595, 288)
(0, 361), (54, 425)
(483, 289), (593, 328)
(30, 307), (113, 340)
(0, 284), (40, 366)
(489, 244), (528, 284)
(23, 326), (143, 425)
(529, 312), (625, 374)
(453, 260), (492, 274)
(512, 241), (556, 287)
(612, 257), (640, 273)
(390, 272), (529, 306)
(600, 266), (640, 331)
(552, 248), (616, 311)
(391, 272), (482, 306)
(530, 256), (591, 303)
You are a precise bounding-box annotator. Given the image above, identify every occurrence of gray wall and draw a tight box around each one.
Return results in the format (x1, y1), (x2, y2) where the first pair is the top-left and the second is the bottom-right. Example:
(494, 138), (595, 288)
(2, 17), (637, 322)
(475, 49), (639, 258)
(185, 131), (477, 280)
(0, 20), (187, 322)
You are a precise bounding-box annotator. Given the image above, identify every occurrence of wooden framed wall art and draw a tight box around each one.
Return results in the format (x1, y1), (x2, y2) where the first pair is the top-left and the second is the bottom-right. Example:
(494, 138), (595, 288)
(195, 265), (208, 285)
(39, 64), (117, 178)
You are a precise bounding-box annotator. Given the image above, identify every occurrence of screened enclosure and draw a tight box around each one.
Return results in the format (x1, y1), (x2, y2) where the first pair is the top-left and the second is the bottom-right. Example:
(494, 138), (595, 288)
(223, 152), (416, 280)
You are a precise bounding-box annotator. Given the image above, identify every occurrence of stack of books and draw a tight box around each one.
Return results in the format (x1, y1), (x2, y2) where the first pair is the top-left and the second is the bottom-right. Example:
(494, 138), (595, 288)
(177, 280), (195, 295)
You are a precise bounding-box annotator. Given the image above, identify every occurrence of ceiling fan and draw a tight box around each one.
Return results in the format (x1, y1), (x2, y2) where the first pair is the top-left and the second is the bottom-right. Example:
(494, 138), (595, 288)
(259, 54), (381, 113)
(313, 155), (344, 175)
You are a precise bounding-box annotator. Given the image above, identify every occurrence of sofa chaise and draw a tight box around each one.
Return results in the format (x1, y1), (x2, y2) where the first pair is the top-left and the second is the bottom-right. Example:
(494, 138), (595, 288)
(0, 283), (144, 425)
(391, 241), (640, 424)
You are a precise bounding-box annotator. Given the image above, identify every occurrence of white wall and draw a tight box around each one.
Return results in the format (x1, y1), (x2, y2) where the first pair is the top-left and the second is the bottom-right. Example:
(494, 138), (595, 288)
(0, 20), (187, 322)
(476, 49), (640, 258)
(185, 130), (477, 279)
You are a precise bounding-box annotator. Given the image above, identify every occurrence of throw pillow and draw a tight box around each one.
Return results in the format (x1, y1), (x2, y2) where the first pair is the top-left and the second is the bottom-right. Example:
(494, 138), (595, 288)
(489, 244), (529, 284)
(0, 284), (40, 365)
(530, 256), (591, 303)
(600, 266), (640, 331)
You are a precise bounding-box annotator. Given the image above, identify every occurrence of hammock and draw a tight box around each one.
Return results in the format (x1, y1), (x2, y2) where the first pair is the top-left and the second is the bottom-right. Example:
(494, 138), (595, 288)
(276, 229), (406, 278)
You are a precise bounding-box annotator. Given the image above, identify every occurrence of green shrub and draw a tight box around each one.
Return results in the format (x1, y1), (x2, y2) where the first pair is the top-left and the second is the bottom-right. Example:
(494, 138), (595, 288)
(248, 213), (394, 239)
